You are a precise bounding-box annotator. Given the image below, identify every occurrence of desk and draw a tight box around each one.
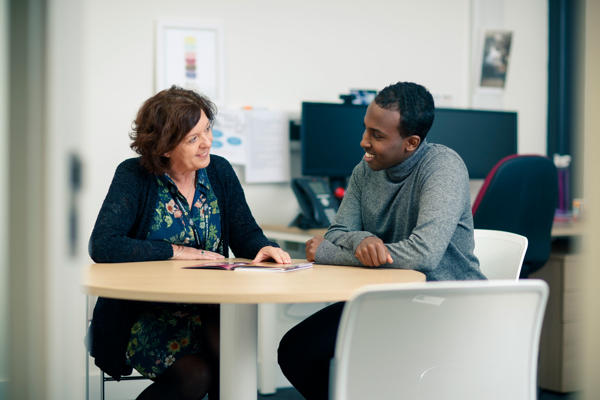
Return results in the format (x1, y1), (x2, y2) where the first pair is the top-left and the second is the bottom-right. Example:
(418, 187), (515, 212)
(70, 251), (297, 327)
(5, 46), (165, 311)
(261, 225), (325, 245)
(83, 259), (425, 400)
(550, 220), (585, 238)
(262, 220), (584, 246)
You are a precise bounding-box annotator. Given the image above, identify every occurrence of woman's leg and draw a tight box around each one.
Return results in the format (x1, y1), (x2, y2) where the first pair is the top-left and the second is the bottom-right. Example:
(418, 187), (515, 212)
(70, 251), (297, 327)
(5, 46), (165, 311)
(277, 302), (345, 400)
(126, 303), (219, 400)
(136, 354), (212, 400)
(201, 307), (220, 400)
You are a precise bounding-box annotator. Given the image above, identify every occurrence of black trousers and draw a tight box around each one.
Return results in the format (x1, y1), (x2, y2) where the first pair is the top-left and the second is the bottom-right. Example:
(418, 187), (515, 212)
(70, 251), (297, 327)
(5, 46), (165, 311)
(277, 302), (345, 400)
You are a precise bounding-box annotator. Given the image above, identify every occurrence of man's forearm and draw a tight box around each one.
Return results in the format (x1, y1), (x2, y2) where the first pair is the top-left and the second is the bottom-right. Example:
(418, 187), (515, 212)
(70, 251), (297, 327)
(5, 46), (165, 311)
(315, 239), (363, 266)
(324, 227), (374, 252)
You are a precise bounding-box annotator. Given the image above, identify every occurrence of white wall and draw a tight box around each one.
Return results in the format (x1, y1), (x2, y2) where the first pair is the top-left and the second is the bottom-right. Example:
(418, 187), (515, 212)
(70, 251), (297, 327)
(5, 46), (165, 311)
(470, 0), (548, 154)
(502, 0), (548, 154)
(79, 0), (548, 232)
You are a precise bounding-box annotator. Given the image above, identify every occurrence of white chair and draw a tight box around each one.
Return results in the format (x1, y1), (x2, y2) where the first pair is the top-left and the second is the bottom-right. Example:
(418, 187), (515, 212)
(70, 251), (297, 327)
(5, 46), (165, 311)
(474, 229), (528, 280)
(330, 280), (548, 400)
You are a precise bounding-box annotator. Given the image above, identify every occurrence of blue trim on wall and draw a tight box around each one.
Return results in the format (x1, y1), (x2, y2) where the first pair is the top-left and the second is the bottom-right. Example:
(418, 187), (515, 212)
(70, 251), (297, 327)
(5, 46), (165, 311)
(547, 0), (580, 198)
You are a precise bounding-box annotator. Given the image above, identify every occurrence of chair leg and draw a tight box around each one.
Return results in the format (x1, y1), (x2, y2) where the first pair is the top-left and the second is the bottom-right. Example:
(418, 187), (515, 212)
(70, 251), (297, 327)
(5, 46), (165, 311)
(85, 353), (89, 400)
(100, 371), (105, 400)
(85, 295), (90, 400)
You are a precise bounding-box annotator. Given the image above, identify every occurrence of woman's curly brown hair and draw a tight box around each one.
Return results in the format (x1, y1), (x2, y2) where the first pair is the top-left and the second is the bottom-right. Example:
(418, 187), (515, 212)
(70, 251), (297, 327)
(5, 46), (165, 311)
(130, 85), (216, 174)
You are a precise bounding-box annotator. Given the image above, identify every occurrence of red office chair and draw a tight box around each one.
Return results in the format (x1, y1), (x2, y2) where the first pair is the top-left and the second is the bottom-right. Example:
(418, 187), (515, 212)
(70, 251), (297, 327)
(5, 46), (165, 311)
(472, 155), (558, 278)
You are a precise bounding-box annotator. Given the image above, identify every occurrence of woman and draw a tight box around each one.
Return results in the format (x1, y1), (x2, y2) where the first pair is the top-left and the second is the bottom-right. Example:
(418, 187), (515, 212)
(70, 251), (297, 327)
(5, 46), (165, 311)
(88, 86), (290, 400)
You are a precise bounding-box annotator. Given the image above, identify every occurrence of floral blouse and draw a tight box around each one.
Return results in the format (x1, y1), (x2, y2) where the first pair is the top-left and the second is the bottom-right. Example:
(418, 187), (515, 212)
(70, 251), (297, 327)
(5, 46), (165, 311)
(146, 168), (222, 253)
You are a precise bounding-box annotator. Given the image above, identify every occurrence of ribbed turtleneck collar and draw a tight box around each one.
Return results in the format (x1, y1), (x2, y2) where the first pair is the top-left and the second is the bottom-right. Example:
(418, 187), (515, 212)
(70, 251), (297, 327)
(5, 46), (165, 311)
(385, 140), (431, 183)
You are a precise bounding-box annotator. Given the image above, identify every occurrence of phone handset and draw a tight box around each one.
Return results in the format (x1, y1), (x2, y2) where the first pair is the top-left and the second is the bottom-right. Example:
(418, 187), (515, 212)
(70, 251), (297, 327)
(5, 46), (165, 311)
(290, 178), (339, 229)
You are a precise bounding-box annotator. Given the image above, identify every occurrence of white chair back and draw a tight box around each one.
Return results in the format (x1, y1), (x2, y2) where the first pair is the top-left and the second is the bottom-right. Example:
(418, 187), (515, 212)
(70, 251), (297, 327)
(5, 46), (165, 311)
(474, 229), (528, 280)
(330, 280), (548, 400)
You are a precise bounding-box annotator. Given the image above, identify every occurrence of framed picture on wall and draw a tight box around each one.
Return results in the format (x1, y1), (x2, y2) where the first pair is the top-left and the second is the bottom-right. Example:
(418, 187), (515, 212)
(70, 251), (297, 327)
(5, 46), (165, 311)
(479, 30), (512, 89)
(155, 19), (225, 104)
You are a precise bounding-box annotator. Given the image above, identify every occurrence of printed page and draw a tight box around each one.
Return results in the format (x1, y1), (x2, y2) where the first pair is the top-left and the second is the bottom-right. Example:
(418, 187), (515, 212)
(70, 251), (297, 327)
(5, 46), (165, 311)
(244, 109), (290, 183)
(211, 107), (248, 165)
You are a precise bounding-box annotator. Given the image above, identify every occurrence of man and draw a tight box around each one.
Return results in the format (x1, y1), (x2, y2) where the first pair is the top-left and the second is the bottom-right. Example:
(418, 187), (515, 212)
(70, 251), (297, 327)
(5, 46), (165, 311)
(278, 82), (485, 400)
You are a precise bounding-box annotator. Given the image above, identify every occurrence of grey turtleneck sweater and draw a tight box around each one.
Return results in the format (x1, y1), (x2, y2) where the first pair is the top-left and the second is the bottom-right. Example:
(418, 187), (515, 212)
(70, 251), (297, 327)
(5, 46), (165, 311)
(315, 141), (485, 281)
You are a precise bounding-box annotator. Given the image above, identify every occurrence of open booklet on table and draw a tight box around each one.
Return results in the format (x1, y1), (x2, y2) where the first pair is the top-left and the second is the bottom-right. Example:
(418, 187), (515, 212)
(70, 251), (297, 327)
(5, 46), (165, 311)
(182, 261), (314, 272)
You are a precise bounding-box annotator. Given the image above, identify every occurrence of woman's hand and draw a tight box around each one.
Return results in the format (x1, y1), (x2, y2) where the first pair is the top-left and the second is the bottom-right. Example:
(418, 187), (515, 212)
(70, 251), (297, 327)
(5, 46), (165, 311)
(171, 244), (225, 260)
(252, 246), (292, 264)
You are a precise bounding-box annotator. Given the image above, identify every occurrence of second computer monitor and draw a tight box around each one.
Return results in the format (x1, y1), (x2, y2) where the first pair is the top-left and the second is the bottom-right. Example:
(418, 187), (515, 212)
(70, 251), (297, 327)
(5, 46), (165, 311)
(427, 108), (518, 179)
(300, 102), (518, 180)
(301, 102), (367, 178)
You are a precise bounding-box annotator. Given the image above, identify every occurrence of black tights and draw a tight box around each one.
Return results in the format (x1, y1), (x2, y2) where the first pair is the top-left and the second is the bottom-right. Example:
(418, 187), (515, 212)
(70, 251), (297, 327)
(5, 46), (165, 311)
(136, 354), (217, 400)
(137, 319), (220, 400)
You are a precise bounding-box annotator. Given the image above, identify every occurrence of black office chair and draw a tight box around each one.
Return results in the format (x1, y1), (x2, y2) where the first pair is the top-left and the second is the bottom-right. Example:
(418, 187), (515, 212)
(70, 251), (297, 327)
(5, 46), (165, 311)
(472, 155), (558, 277)
(85, 296), (149, 400)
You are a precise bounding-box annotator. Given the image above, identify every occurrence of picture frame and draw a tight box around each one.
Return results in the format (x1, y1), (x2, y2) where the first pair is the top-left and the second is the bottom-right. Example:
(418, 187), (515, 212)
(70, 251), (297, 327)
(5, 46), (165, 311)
(478, 30), (512, 89)
(155, 19), (225, 104)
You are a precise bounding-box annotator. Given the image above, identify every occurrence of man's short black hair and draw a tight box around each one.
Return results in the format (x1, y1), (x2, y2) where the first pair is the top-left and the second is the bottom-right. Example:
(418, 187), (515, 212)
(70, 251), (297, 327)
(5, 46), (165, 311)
(374, 82), (435, 140)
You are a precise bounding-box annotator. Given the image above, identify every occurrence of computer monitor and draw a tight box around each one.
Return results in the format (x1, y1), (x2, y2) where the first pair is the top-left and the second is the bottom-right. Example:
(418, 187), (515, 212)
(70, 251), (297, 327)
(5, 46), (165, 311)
(300, 102), (518, 180)
(300, 102), (367, 178)
(426, 108), (518, 179)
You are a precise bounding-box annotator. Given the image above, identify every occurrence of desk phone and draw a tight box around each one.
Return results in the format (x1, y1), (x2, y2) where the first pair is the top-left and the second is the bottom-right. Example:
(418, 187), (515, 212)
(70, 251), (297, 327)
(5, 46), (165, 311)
(291, 177), (338, 229)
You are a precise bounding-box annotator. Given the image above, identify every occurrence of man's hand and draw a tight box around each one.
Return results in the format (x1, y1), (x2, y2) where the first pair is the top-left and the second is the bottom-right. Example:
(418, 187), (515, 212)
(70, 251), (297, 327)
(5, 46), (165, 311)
(354, 236), (393, 267)
(305, 235), (325, 262)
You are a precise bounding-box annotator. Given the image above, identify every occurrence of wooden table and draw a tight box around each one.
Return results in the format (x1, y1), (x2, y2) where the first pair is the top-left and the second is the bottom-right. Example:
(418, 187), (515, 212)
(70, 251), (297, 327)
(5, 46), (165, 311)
(83, 259), (425, 400)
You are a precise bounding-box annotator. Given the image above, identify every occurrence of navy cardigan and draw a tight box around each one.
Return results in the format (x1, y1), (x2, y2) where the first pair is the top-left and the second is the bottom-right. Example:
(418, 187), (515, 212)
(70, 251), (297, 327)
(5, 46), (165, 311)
(87, 155), (275, 379)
